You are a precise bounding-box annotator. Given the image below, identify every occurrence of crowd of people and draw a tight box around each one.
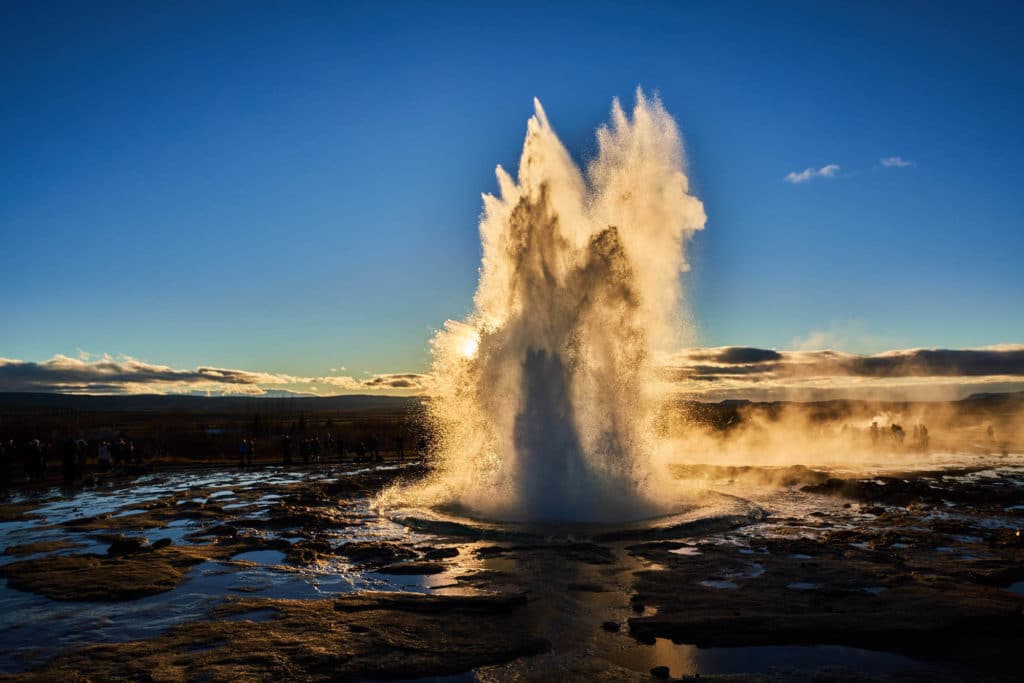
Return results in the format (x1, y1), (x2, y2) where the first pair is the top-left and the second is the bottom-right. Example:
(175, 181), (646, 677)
(269, 433), (428, 468)
(869, 421), (929, 451)
(0, 435), (140, 489)
(868, 421), (933, 454)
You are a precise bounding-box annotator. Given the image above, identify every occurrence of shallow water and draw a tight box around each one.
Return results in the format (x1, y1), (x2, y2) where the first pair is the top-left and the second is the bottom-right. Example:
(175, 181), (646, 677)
(0, 464), (458, 671)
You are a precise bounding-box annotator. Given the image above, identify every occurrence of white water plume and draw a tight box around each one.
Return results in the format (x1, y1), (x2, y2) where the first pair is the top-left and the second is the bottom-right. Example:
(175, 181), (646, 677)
(381, 90), (706, 522)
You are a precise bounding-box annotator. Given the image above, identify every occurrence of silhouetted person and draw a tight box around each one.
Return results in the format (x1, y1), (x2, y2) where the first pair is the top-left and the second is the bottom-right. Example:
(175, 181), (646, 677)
(281, 434), (292, 466)
(0, 439), (11, 488)
(919, 424), (929, 452)
(891, 424), (905, 449)
(870, 422), (880, 448)
(418, 436), (428, 459)
(113, 438), (125, 469)
(97, 441), (112, 473)
(396, 436), (405, 462)
(75, 438), (88, 479)
(61, 438), (78, 487)
(29, 439), (44, 481)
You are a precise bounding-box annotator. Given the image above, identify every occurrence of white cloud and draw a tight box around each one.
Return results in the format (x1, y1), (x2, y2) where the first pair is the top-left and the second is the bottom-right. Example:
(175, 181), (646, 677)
(0, 355), (428, 396)
(880, 156), (914, 168)
(785, 164), (840, 184)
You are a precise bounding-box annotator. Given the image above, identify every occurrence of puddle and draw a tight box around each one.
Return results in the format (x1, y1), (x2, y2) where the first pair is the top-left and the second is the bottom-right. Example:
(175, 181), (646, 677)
(787, 582), (818, 590)
(231, 550), (287, 565)
(0, 464), (451, 673)
(699, 580), (737, 589)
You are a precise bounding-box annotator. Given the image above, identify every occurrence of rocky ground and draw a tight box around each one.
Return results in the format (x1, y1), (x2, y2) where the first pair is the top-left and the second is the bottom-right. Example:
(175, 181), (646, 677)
(0, 457), (1022, 681)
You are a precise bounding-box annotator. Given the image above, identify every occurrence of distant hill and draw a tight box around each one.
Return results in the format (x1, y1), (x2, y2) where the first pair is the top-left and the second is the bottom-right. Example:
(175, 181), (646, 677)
(962, 390), (1024, 403)
(0, 392), (421, 414)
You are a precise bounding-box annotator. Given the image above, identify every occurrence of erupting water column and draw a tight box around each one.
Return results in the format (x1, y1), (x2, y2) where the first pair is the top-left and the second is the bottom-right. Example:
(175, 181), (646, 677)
(380, 90), (706, 522)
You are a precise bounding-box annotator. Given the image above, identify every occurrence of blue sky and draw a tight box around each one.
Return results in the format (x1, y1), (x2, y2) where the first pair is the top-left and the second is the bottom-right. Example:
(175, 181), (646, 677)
(1, 1), (1021, 390)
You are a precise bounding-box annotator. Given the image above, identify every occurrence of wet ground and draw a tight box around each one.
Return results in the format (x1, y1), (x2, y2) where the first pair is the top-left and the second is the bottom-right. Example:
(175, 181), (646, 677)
(0, 453), (1022, 681)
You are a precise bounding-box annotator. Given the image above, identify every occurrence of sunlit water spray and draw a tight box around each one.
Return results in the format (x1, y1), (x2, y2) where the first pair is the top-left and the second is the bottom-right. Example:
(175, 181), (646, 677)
(380, 91), (706, 523)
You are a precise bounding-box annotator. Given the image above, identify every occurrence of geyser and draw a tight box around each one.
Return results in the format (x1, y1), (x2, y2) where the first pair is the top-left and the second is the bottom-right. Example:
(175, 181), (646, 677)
(381, 91), (706, 522)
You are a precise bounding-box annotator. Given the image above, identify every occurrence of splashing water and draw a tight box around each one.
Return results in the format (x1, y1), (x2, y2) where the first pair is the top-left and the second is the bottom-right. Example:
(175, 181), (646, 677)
(381, 90), (706, 522)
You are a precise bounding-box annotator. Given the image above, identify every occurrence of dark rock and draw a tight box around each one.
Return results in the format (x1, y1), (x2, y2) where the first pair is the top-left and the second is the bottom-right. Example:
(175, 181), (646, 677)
(337, 541), (418, 566)
(107, 536), (148, 556)
(568, 583), (608, 592)
(422, 546), (460, 560)
(651, 664), (670, 679)
(151, 538), (172, 550)
(601, 621), (620, 632)
(286, 539), (336, 565)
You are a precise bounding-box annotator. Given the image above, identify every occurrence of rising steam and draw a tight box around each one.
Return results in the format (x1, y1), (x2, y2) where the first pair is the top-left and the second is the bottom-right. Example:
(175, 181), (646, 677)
(380, 91), (706, 522)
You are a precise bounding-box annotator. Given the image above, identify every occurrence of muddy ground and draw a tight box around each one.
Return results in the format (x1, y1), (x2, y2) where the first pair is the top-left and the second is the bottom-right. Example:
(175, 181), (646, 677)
(0, 457), (1022, 682)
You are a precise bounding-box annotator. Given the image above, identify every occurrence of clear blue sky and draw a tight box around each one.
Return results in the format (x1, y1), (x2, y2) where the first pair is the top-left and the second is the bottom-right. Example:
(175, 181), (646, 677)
(2, 1), (1021, 379)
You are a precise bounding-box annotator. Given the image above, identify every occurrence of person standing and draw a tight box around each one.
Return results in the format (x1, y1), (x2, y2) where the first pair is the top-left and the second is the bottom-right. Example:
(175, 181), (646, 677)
(97, 441), (112, 473)
(61, 438), (77, 487)
(281, 434), (292, 466)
